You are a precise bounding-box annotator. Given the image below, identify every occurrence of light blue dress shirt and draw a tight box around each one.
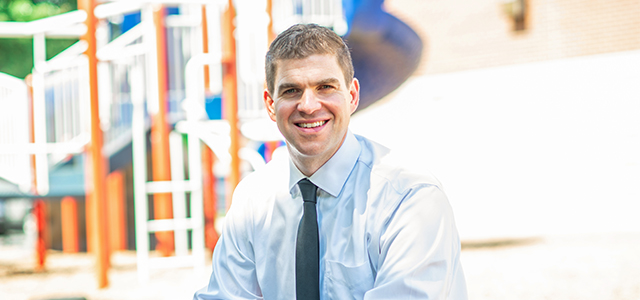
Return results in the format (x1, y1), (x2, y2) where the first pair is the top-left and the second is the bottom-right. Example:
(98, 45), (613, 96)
(194, 131), (467, 299)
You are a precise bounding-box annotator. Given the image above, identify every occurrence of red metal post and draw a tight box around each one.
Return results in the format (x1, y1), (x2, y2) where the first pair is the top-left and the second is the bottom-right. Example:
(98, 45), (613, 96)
(151, 5), (175, 257)
(61, 196), (79, 253)
(222, 0), (240, 210)
(78, 0), (110, 288)
(34, 199), (46, 271)
(25, 75), (48, 267)
(107, 170), (127, 251)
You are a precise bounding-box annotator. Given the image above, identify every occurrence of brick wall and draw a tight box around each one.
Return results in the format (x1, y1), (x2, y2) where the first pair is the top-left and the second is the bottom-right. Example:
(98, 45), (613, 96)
(384, 0), (640, 75)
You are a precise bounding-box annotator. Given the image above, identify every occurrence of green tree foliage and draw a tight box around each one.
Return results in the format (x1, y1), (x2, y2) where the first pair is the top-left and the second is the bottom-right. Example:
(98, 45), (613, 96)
(0, 0), (78, 78)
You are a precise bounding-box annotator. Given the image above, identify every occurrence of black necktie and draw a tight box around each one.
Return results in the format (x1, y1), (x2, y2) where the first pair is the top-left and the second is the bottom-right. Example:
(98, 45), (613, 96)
(296, 178), (320, 300)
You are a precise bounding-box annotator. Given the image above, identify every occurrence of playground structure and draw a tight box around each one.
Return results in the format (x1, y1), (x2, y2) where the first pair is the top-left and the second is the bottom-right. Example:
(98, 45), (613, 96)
(0, 0), (422, 289)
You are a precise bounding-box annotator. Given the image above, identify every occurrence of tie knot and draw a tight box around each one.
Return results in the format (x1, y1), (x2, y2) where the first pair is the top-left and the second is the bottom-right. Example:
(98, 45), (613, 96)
(298, 178), (318, 204)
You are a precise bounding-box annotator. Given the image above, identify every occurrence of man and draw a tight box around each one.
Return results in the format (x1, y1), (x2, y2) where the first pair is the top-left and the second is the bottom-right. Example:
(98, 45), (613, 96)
(194, 24), (467, 299)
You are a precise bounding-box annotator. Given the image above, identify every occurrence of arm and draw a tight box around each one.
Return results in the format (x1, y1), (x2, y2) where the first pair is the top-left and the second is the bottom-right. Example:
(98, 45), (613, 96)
(194, 188), (263, 300)
(365, 185), (467, 300)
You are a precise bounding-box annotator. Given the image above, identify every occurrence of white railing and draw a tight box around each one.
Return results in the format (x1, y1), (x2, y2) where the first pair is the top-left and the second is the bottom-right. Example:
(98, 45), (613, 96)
(97, 21), (149, 156)
(40, 42), (92, 166)
(0, 73), (33, 193)
(0, 11), (89, 195)
(165, 4), (205, 123)
(98, 3), (209, 155)
(235, 0), (270, 122)
(271, 0), (348, 35)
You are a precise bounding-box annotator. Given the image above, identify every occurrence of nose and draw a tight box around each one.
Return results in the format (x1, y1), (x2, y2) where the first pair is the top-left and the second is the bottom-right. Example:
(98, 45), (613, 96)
(297, 90), (321, 115)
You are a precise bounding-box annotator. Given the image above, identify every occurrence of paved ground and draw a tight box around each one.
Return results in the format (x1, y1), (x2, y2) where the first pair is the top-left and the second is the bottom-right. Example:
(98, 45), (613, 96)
(1, 232), (639, 300)
(461, 232), (640, 300)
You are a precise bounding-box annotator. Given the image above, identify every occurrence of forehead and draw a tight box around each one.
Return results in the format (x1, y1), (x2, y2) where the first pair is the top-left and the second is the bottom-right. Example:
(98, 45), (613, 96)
(274, 54), (345, 87)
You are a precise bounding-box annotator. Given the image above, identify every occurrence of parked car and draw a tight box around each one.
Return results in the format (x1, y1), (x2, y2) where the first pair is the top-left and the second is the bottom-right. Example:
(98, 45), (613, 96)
(0, 198), (32, 234)
(0, 177), (31, 235)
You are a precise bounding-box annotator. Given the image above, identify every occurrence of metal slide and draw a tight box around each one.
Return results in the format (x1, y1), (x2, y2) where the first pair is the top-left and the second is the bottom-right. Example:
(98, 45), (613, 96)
(344, 0), (424, 112)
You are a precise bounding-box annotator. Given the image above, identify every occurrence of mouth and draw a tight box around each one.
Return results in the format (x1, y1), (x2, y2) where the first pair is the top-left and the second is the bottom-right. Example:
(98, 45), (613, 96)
(295, 120), (327, 128)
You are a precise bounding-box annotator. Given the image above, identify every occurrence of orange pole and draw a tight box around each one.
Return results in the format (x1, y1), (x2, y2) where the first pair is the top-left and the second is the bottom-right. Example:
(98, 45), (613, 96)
(201, 5), (219, 250)
(85, 191), (93, 253)
(78, 0), (109, 288)
(222, 0), (240, 210)
(34, 199), (46, 271)
(25, 75), (38, 194)
(107, 171), (127, 251)
(202, 6), (211, 91)
(202, 146), (219, 250)
(61, 196), (79, 253)
(26, 76), (47, 267)
(266, 0), (276, 42)
(151, 5), (174, 256)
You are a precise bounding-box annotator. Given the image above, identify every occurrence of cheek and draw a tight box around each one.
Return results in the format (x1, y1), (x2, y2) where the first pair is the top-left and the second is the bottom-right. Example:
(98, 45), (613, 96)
(274, 103), (292, 122)
(329, 102), (350, 119)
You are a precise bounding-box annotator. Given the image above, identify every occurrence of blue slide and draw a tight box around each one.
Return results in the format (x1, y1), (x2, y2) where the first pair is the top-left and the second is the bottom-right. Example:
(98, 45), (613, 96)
(343, 0), (423, 112)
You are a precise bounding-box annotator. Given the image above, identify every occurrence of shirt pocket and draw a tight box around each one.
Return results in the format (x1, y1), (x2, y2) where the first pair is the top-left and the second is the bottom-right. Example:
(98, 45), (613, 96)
(325, 260), (374, 300)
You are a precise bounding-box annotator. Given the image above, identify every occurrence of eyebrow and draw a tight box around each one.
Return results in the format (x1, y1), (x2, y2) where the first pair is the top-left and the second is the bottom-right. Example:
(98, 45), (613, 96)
(276, 77), (342, 94)
(315, 78), (341, 87)
(276, 82), (300, 93)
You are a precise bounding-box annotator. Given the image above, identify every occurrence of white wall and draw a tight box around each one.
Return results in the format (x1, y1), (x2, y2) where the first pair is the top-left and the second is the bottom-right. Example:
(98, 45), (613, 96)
(351, 50), (640, 241)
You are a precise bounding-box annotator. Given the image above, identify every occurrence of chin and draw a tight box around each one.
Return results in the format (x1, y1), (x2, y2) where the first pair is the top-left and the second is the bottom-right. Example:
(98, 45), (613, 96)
(291, 143), (327, 158)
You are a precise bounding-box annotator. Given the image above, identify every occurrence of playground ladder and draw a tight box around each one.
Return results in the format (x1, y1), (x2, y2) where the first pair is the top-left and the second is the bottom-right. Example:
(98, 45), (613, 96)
(122, 3), (209, 283)
(130, 63), (206, 282)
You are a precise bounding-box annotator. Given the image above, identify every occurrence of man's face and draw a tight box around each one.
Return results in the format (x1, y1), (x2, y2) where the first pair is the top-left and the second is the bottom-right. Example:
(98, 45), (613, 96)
(264, 54), (359, 168)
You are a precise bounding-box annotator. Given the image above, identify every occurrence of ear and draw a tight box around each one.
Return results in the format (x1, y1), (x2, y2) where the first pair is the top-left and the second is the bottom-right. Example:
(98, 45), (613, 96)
(264, 89), (277, 122)
(349, 78), (360, 114)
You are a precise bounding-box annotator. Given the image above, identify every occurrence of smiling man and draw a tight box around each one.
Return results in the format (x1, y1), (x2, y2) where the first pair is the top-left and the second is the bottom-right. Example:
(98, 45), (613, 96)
(194, 24), (467, 300)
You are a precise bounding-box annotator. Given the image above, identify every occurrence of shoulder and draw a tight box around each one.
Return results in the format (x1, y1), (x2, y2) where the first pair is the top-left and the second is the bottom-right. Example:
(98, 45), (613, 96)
(227, 152), (289, 224)
(353, 134), (453, 231)
(354, 134), (444, 196)
(233, 151), (289, 202)
(355, 136), (459, 271)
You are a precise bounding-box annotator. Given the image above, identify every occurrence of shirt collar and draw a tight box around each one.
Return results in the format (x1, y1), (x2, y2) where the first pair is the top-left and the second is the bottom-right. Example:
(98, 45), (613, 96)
(288, 130), (361, 197)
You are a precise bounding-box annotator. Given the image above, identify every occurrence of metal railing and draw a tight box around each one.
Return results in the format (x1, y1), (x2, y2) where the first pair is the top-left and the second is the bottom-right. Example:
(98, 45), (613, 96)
(40, 42), (92, 166)
(235, 0), (270, 122)
(0, 73), (33, 194)
(271, 0), (348, 35)
(0, 10), (89, 195)
(97, 21), (149, 156)
(165, 4), (205, 123)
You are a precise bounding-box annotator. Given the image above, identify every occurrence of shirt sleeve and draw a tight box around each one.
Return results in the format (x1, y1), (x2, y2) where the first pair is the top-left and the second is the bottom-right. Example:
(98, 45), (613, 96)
(193, 188), (263, 300)
(364, 184), (468, 300)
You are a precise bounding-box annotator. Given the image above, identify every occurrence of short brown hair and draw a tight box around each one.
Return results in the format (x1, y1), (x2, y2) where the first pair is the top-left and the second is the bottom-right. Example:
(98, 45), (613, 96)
(265, 23), (354, 95)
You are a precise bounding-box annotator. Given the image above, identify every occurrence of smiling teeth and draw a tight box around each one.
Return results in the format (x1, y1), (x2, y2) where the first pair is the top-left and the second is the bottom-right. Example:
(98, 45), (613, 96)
(298, 121), (326, 128)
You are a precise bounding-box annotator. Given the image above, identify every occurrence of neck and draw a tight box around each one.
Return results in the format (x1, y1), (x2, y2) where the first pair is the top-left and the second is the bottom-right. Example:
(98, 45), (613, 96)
(290, 133), (347, 177)
(291, 155), (325, 177)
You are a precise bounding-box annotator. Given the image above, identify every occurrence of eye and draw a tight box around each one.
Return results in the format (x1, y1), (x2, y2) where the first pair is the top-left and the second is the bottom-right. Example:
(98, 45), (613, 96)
(282, 88), (298, 95)
(319, 85), (334, 90)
